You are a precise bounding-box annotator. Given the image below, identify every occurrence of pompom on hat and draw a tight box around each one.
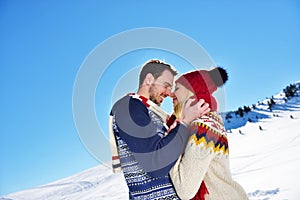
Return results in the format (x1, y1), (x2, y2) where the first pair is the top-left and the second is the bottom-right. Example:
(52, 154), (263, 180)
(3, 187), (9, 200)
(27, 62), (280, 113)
(175, 67), (228, 111)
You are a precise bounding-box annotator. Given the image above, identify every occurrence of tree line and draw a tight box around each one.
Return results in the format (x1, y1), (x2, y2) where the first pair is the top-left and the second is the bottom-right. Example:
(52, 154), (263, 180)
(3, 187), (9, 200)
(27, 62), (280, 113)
(225, 82), (300, 120)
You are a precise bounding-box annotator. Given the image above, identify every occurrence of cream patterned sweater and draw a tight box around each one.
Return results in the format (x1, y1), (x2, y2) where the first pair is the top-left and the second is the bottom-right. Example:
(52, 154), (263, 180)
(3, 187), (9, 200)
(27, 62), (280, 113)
(169, 112), (248, 200)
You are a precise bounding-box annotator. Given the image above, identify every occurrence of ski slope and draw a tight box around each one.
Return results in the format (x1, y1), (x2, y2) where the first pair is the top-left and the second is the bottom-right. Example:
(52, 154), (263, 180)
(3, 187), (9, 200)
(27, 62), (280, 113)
(2, 83), (300, 200)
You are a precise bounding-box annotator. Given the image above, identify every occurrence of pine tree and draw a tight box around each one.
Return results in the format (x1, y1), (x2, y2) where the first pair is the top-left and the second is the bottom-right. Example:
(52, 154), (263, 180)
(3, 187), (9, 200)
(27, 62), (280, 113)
(268, 98), (276, 111)
(284, 84), (297, 98)
(225, 112), (232, 120)
(243, 106), (251, 113)
(237, 107), (244, 117)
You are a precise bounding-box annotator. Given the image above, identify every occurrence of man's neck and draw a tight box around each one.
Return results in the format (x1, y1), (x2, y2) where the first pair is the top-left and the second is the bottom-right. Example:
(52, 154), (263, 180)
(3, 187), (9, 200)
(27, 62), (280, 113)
(136, 86), (149, 99)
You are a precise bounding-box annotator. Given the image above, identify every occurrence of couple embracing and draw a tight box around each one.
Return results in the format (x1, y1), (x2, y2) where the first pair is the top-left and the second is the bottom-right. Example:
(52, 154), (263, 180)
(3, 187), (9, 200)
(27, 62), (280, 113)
(109, 60), (248, 200)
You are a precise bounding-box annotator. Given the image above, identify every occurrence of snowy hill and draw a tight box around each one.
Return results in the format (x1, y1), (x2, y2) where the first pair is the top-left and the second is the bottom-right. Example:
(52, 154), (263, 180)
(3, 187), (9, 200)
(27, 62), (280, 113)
(0, 163), (129, 200)
(1, 81), (300, 200)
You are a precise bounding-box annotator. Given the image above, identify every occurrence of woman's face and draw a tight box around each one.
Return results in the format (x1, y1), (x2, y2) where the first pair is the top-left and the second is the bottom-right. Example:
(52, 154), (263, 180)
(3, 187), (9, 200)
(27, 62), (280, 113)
(172, 83), (191, 107)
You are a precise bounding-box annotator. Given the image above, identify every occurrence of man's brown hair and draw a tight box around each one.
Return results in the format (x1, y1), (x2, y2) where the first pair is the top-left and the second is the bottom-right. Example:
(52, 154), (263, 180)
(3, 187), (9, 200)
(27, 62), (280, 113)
(139, 60), (178, 86)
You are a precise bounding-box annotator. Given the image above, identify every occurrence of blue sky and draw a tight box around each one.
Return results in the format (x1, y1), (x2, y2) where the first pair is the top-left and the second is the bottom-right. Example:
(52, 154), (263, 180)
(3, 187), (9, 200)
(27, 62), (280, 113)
(1, 0), (300, 196)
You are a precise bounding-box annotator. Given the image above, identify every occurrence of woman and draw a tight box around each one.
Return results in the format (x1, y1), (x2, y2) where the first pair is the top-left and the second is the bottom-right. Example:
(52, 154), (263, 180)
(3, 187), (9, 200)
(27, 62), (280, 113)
(168, 67), (248, 200)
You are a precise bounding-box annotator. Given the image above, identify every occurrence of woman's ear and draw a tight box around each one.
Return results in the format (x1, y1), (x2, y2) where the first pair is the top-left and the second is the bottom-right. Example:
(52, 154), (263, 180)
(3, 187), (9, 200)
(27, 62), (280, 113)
(145, 73), (155, 85)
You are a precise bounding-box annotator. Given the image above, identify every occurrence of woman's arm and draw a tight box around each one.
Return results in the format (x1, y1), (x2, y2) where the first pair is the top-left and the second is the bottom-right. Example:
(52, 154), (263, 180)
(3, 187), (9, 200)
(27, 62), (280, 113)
(169, 136), (214, 200)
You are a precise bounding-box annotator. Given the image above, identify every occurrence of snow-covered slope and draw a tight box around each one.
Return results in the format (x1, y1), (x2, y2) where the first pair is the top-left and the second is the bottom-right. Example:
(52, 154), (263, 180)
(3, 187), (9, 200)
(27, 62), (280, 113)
(0, 163), (129, 200)
(227, 92), (300, 199)
(2, 82), (300, 200)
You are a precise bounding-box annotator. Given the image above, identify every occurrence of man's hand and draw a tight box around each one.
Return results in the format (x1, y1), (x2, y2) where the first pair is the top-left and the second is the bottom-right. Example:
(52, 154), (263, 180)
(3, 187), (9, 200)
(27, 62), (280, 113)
(181, 98), (210, 125)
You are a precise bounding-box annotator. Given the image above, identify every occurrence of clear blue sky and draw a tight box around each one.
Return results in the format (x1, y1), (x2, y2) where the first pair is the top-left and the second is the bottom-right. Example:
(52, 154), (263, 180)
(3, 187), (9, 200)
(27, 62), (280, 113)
(1, 0), (300, 196)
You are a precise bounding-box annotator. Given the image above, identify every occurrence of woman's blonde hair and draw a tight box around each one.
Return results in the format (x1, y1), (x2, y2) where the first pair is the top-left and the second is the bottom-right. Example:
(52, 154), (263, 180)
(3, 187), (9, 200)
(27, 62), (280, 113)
(173, 89), (194, 119)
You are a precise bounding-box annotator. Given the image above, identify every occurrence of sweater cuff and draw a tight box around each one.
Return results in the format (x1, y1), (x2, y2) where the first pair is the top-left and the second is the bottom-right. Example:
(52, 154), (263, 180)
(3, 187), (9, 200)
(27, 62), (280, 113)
(180, 121), (189, 128)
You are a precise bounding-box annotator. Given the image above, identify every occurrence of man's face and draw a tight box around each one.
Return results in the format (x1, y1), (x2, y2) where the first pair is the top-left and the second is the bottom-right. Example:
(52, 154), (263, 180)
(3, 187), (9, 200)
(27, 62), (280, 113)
(149, 70), (174, 106)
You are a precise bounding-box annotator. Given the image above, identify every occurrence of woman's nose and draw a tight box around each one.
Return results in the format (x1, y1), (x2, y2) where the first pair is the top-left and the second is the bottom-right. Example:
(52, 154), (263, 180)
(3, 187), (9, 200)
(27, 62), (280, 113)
(169, 92), (175, 99)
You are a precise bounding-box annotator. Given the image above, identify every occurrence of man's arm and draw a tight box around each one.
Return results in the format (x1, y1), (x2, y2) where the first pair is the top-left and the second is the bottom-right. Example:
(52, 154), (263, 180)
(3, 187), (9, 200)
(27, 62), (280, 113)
(113, 97), (191, 177)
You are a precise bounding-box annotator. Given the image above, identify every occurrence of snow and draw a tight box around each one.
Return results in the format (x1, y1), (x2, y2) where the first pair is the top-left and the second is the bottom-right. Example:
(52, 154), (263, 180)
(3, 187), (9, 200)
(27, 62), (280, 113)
(1, 82), (300, 200)
(0, 164), (129, 200)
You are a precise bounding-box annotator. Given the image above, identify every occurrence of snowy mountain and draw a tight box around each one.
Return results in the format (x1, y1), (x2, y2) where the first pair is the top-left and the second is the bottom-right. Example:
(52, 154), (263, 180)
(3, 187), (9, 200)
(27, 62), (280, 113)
(2, 81), (300, 200)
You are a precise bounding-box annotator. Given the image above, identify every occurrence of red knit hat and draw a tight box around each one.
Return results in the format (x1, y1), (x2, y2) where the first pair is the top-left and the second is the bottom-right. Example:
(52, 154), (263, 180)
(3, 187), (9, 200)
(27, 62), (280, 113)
(175, 67), (228, 111)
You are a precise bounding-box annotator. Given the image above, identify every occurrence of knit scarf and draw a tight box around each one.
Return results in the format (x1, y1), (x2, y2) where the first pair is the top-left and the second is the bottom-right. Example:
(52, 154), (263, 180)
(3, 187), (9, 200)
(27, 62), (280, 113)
(129, 93), (169, 123)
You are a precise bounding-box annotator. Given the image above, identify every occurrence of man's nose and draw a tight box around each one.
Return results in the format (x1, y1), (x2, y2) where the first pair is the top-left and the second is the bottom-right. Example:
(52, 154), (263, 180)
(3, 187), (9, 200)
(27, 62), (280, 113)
(164, 87), (173, 97)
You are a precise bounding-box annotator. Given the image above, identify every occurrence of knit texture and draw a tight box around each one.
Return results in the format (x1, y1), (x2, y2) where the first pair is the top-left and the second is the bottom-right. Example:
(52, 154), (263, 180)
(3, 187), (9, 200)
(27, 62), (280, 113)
(175, 67), (228, 111)
(110, 95), (192, 199)
(191, 181), (209, 200)
(114, 129), (178, 199)
(169, 112), (249, 200)
(109, 94), (170, 173)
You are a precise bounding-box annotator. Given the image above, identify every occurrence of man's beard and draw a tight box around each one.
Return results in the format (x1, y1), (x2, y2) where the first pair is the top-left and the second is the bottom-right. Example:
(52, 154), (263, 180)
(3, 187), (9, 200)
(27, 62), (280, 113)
(149, 84), (162, 106)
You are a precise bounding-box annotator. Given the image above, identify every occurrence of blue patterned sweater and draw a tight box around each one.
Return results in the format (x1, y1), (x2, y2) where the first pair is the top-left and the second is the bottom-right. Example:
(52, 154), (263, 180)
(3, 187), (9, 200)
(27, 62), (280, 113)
(110, 95), (191, 199)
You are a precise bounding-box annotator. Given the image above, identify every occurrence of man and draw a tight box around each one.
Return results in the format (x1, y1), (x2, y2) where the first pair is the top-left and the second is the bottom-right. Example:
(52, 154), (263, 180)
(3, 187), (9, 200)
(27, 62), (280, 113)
(109, 60), (210, 199)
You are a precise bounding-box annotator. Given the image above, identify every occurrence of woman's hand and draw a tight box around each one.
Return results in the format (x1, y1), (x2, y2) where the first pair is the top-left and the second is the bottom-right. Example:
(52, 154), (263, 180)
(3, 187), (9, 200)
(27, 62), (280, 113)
(181, 98), (210, 125)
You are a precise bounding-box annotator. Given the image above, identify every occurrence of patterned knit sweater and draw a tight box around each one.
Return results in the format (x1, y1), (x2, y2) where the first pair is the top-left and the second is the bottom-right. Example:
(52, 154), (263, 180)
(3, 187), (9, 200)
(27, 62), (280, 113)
(111, 95), (192, 200)
(169, 112), (249, 200)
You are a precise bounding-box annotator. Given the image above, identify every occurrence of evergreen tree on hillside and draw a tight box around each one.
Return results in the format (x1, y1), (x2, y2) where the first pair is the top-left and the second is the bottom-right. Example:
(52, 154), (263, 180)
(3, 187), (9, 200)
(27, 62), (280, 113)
(236, 107), (244, 117)
(225, 112), (232, 120)
(268, 98), (276, 111)
(243, 106), (251, 113)
(284, 84), (297, 98)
